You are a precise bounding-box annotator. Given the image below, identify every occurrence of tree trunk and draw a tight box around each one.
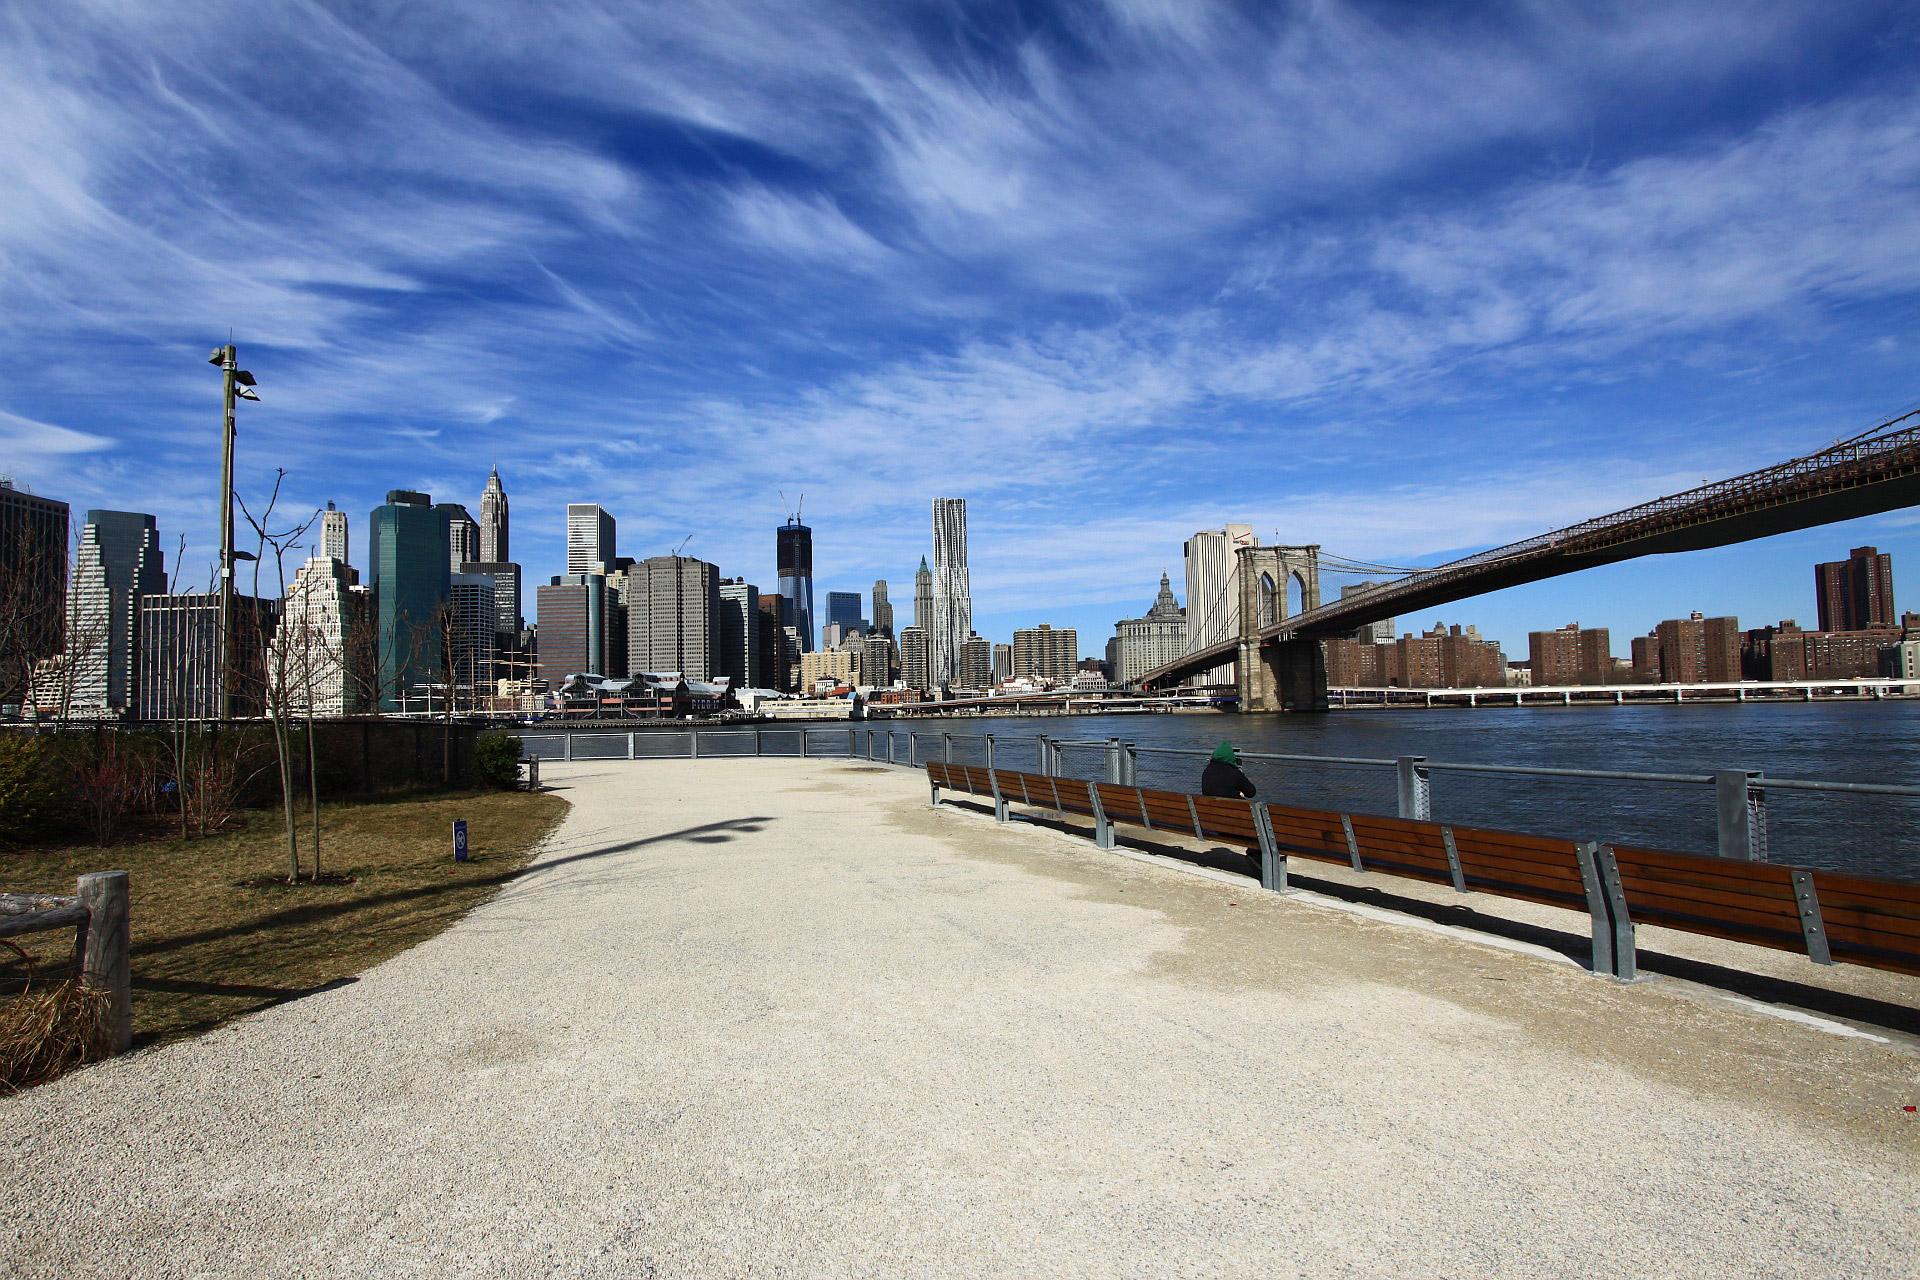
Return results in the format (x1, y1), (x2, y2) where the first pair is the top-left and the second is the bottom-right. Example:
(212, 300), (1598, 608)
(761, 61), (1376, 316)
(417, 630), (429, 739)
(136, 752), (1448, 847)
(306, 710), (322, 880)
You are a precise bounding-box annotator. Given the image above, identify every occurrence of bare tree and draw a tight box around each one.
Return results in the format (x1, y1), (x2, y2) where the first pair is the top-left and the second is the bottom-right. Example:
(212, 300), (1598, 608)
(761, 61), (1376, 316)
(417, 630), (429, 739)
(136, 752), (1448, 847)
(238, 472), (317, 883)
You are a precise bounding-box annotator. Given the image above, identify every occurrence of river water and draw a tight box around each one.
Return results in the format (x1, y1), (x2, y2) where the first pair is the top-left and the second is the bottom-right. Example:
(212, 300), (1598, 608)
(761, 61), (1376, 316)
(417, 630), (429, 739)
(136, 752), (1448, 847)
(901, 702), (1920, 880)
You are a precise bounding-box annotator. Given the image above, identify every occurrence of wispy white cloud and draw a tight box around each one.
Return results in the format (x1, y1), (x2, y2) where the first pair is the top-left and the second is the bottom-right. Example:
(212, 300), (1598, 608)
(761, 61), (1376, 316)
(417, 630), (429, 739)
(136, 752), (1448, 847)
(1, 0), (1916, 648)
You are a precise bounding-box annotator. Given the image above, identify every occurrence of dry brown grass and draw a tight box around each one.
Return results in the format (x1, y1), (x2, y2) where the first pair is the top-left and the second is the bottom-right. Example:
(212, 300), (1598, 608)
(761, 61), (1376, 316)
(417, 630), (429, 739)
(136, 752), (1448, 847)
(0, 979), (108, 1091)
(0, 788), (568, 1053)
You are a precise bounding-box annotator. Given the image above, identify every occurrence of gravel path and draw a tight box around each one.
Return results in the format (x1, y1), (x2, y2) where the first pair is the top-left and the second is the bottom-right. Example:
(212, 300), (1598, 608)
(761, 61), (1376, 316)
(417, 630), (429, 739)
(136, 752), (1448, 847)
(6, 758), (1917, 1279)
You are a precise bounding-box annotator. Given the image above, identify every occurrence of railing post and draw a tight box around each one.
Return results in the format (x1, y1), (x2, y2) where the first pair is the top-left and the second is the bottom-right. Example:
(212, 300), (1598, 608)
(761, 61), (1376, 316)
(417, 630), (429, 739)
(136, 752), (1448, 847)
(984, 734), (995, 773)
(1716, 770), (1766, 861)
(1396, 756), (1430, 821)
(564, 732), (573, 762)
(943, 731), (952, 763)
(755, 728), (763, 757)
(909, 732), (918, 767)
(1105, 737), (1122, 785)
(75, 870), (131, 1055)
(887, 730), (896, 765)
(627, 732), (635, 761)
(690, 729), (699, 760)
(1123, 741), (1138, 785)
(848, 726), (856, 758)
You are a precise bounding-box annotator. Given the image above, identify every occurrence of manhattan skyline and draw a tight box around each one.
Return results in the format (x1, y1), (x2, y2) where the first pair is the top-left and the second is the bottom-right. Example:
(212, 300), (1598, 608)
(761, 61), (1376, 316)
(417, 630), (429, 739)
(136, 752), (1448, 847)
(3, 4), (1918, 656)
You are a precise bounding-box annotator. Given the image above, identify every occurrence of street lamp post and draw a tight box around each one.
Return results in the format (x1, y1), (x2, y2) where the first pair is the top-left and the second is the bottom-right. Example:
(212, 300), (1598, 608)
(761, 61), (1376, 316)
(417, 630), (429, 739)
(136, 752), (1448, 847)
(207, 344), (258, 719)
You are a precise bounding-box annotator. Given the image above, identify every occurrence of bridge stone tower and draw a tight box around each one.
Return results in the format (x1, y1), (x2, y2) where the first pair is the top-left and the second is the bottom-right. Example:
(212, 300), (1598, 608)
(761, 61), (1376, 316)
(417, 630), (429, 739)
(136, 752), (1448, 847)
(1236, 545), (1329, 713)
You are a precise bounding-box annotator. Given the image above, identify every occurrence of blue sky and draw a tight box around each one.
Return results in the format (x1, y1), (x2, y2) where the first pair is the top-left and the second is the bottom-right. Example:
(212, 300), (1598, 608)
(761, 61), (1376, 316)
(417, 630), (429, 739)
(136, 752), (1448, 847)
(3, 1), (1919, 659)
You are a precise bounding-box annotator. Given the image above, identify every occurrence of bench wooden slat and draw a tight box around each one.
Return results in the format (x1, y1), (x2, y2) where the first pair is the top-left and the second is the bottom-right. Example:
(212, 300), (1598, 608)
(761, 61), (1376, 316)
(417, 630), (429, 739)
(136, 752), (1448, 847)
(1823, 943), (1920, 977)
(1459, 877), (1590, 911)
(1611, 866), (1805, 914)
(1817, 903), (1920, 940)
(1191, 797), (1260, 842)
(1618, 893), (1814, 941)
(1439, 826), (1591, 858)
(1820, 918), (1920, 953)
(1809, 869), (1920, 907)
(1610, 846), (1800, 898)
(1448, 837), (1587, 888)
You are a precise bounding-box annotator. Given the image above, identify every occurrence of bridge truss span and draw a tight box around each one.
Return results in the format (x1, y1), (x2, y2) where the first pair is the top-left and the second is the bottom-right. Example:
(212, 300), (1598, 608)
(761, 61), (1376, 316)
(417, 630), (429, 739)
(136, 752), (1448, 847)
(1142, 405), (1920, 695)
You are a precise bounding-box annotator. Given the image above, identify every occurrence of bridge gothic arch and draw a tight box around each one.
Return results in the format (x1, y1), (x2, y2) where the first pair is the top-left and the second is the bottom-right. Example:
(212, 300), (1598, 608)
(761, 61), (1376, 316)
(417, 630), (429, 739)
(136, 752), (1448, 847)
(1236, 545), (1324, 713)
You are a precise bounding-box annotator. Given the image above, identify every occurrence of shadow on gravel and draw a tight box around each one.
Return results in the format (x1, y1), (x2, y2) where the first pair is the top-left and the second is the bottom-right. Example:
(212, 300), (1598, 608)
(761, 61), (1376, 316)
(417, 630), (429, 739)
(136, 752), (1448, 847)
(940, 797), (1920, 1039)
(132, 817), (776, 961)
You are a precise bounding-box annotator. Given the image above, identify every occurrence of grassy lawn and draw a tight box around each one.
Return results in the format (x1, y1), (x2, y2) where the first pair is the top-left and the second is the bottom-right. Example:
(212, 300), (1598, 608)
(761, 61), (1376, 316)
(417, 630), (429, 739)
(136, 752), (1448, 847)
(0, 789), (569, 1049)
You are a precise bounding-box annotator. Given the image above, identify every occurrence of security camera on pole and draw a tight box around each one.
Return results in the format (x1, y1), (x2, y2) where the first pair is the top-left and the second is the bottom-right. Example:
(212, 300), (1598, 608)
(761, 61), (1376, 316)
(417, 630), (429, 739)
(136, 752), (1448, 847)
(207, 344), (259, 719)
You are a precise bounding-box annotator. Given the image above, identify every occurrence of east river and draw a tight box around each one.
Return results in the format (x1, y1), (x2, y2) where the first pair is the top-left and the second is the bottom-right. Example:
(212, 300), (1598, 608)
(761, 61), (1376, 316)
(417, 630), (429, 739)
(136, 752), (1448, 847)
(897, 701), (1920, 880)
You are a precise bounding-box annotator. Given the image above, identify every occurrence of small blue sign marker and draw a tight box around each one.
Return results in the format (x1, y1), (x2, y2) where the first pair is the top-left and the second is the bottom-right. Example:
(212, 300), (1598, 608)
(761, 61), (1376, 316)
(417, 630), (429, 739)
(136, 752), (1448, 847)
(453, 819), (469, 863)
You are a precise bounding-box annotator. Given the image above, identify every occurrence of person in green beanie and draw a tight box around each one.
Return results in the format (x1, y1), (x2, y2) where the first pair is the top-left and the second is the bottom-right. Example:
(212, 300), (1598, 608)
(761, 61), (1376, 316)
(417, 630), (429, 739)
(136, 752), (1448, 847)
(1201, 742), (1256, 799)
(1201, 742), (1261, 874)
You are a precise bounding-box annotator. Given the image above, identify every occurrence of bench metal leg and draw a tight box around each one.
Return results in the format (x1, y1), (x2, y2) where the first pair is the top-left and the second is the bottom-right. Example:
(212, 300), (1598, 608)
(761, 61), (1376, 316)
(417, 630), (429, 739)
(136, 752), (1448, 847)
(1255, 804), (1289, 893)
(1574, 841), (1616, 978)
(929, 782), (941, 807)
(1597, 845), (1637, 980)
(1441, 826), (1467, 894)
(1087, 782), (1113, 850)
(1340, 814), (1362, 871)
(1789, 868), (1833, 965)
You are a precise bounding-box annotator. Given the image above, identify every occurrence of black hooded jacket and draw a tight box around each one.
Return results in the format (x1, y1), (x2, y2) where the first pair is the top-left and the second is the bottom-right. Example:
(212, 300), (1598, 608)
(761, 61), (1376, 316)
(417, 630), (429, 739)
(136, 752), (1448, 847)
(1201, 760), (1257, 799)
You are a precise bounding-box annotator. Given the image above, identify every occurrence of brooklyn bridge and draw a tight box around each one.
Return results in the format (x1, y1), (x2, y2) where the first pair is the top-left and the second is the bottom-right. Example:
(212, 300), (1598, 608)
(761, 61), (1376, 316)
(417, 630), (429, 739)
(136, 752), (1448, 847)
(1141, 407), (1920, 710)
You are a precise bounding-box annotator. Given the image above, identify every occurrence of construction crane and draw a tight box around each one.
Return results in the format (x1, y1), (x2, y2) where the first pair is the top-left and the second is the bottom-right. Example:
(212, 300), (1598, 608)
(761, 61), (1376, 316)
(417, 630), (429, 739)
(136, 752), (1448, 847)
(779, 490), (805, 524)
(670, 534), (693, 557)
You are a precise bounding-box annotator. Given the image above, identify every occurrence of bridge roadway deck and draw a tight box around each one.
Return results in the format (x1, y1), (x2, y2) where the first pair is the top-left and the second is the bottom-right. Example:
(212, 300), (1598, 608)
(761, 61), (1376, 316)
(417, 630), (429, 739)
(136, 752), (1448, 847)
(5, 759), (1917, 1279)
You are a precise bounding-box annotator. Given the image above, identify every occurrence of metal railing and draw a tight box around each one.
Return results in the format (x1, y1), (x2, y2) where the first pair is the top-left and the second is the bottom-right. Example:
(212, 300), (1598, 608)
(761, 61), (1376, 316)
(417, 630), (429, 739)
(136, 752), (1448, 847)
(515, 727), (1920, 879)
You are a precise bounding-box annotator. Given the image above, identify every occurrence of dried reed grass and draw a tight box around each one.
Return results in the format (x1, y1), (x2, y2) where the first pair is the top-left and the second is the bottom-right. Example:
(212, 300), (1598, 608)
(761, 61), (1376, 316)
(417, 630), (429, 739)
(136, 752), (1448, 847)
(0, 975), (110, 1092)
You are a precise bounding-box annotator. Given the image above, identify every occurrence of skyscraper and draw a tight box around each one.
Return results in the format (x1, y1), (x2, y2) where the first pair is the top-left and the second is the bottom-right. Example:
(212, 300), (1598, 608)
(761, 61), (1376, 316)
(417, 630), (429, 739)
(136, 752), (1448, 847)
(567, 504), (616, 575)
(871, 579), (893, 636)
(1184, 524), (1256, 685)
(276, 555), (366, 716)
(1112, 571), (1188, 686)
(0, 478), (70, 706)
(859, 632), (897, 688)
(716, 579), (761, 688)
(65, 510), (166, 717)
(913, 556), (933, 633)
(1815, 546), (1896, 632)
(137, 592), (278, 720)
(757, 594), (793, 691)
(959, 633), (992, 688)
(1012, 624), (1078, 684)
(369, 490), (451, 710)
(479, 467), (509, 562)
(899, 625), (931, 691)
(777, 517), (814, 652)
(1340, 581), (1395, 645)
(628, 554), (720, 679)
(447, 574), (498, 702)
(536, 575), (605, 680)
(438, 503), (480, 572)
(931, 498), (971, 683)
(321, 501), (350, 565)
(460, 561), (522, 656)
(826, 591), (863, 635)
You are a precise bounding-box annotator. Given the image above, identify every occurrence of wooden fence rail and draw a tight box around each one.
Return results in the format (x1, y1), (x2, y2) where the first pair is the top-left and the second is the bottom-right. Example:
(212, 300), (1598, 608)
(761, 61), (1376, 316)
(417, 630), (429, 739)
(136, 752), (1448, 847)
(0, 872), (132, 1054)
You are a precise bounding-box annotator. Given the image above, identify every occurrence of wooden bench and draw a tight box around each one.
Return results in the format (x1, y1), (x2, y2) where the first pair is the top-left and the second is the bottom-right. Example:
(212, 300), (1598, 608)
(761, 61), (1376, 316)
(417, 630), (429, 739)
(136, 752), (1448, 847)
(923, 761), (1920, 981)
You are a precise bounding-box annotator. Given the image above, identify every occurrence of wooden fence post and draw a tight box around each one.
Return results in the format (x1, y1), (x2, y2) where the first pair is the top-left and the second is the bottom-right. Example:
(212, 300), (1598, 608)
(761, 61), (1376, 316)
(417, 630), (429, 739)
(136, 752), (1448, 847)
(75, 871), (132, 1055)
